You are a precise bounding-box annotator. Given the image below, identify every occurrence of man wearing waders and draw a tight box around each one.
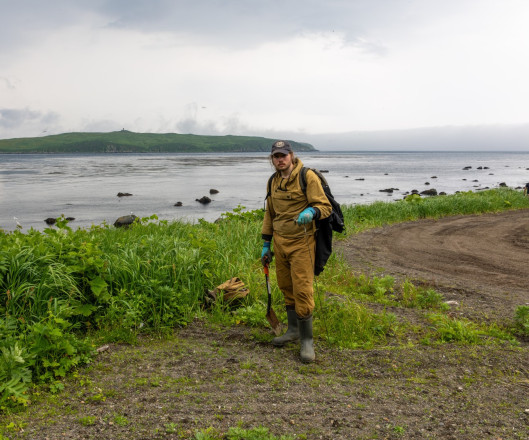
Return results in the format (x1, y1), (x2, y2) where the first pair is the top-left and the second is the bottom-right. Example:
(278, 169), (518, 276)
(261, 140), (331, 363)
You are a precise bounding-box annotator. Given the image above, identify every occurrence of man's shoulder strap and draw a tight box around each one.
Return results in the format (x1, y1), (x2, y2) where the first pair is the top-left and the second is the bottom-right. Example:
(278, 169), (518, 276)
(299, 167), (328, 194)
(266, 172), (276, 199)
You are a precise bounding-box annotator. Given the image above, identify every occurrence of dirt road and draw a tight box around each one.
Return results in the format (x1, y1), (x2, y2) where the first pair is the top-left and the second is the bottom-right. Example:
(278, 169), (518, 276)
(337, 209), (529, 321)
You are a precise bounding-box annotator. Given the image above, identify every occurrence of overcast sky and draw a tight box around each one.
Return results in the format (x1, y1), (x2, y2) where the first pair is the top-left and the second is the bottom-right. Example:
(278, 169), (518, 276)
(1, 0), (529, 150)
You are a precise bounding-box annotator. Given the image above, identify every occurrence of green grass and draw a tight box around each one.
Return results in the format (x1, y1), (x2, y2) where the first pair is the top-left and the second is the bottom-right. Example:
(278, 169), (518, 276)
(1, 187), (528, 411)
(344, 187), (527, 233)
(0, 131), (315, 153)
(192, 425), (296, 440)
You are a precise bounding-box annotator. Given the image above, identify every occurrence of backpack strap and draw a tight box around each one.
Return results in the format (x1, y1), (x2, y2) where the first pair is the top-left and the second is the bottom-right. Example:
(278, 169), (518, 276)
(300, 167), (328, 194)
(299, 167), (308, 194)
(265, 172), (276, 200)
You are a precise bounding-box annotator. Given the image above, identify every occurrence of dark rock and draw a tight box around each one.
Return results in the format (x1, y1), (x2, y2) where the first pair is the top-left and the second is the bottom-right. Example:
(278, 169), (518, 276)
(499, 182), (507, 187)
(209, 189), (219, 194)
(425, 182), (430, 185)
(355, 178), (365, 181)
(463, 166), (472, 170)
(44, 218), (56, 225)
(196, 196), (212, 204)
(439, 192), (447, 196)
(477, 166), (483, 170)
(411, 189), (419, 194)
(472, 179), (479, 182)
(420, 188), (438, 196)
(174, 202), (183, 207)
(117, 192), (133, 197)
(319, 170), (329, 173)
(431, 176), (438, 179)
(484, 167), (490, 169)
(114, 215), (138, 227)
(379, 188), (399, 193)
(65, 217), (75, 221)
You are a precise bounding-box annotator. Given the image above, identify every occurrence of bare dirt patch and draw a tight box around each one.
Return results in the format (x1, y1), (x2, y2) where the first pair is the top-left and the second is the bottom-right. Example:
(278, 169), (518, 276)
(4, 210), (529, 440)
(336, 209), (529, 322)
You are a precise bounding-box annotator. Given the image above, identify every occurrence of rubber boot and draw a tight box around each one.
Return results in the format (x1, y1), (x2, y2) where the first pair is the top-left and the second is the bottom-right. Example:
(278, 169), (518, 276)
(272, 307), (299, 347)
(298, 315), (315, 363)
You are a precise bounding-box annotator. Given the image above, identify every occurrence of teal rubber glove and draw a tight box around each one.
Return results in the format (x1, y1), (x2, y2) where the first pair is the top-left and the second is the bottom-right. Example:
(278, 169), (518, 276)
(261, 241), (272, 266)
(296, 207), (316, 225)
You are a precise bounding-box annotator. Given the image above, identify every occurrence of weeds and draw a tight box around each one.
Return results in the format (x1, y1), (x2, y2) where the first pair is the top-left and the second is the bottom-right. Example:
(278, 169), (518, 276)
(514, 305), (529, 335)
(1, 189), (528, 411)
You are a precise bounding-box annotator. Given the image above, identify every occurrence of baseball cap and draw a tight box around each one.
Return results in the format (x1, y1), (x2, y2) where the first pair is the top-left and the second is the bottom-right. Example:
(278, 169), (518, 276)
(271, 140), (292, 155)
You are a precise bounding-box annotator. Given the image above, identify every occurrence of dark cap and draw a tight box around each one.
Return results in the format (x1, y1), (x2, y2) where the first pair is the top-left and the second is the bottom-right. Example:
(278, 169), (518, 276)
(271, 140), (292, 155)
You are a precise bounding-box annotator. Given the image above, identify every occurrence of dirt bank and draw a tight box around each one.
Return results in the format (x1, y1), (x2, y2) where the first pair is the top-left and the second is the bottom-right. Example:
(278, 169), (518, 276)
(336, 209), (529, 322)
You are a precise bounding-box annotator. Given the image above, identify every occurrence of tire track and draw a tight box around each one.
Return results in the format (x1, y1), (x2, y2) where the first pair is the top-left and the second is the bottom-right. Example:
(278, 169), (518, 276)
(337, 209), (529, 318)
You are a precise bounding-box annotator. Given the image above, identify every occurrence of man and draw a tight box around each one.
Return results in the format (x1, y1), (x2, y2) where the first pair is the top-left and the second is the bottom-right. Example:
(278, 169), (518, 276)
(524, 182), (529, 198)
(261, 140), (331, 363)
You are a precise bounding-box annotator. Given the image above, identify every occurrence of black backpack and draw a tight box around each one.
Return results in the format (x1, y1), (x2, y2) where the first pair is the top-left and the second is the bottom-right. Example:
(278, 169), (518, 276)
(266, 167), (345, 275)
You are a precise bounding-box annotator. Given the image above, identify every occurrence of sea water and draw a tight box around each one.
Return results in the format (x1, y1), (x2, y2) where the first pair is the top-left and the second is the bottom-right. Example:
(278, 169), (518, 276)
(1, 151), (528, 231)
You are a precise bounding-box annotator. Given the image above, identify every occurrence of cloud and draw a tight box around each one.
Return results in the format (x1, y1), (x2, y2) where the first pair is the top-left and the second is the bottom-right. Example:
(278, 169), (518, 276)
(0, 0), (401, 54)
(0, 108), (58, 128)
(0, 77), (16, 90)
(305, 123), (529, 151)
(0, 108), (60, 138)
(1, 1), (529, 145)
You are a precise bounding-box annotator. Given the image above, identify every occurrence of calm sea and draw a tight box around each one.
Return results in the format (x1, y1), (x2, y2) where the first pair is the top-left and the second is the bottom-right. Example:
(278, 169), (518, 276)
(1, 151), (528, 232)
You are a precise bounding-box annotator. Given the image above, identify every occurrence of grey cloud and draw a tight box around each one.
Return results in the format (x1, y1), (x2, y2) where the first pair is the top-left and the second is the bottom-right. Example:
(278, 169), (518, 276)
(0, 0), (470, 56)
(0, 77), (16, 90)
(0, 1), (100, 55)
(93, 0), (405, 51)
(303, 124), (529, 151)
(0, 108), (59, 129)
(175, 118), (223, 136)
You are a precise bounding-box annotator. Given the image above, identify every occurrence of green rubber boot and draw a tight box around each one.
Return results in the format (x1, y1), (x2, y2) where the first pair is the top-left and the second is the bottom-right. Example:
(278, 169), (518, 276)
(272, 307), (299, 347)
(298, 315), (315, 363)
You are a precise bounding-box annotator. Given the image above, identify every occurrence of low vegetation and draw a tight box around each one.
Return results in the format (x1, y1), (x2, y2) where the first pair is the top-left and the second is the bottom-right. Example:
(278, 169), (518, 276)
(0, 131), (315, 154)
(1, 188), (528, 438)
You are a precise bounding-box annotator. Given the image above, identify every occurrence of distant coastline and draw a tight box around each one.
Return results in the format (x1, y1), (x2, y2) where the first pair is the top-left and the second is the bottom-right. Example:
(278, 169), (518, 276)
(0, 130), (316, 154)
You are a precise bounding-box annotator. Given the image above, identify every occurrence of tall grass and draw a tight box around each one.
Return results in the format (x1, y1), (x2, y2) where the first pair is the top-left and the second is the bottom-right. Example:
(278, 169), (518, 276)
(1, 188), (528, 410)
(344, 187), (528, 233)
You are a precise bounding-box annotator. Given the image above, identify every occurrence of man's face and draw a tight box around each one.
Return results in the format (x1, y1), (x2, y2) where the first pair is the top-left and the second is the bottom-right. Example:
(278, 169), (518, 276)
(272, 152), (293, 173)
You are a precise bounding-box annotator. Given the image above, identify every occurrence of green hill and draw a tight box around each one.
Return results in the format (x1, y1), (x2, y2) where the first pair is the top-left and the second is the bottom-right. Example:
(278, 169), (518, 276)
(0, 131), (316, 153)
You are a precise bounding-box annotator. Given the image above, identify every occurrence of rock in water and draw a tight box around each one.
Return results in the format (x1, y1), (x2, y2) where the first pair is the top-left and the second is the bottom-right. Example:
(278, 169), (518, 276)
(196, 196), (212, 204)
(114, 214), (138, 227)
(420, 188), (438, 196)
